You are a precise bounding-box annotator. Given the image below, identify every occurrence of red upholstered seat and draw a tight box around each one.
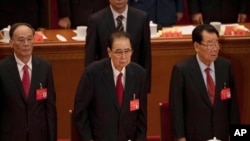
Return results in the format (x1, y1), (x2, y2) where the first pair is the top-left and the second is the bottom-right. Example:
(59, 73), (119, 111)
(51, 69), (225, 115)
(147, 135), (161, 141)
(57, 139), (70, 141)
(159, 102), (174, 141)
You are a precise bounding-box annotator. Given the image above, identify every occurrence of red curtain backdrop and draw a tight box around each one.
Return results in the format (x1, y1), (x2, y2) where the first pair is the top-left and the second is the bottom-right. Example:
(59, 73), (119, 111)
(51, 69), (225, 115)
(51, 0), (59, 29)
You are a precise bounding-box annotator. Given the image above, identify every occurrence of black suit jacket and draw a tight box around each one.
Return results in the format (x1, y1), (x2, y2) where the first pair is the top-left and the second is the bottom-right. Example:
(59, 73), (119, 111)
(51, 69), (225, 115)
(85, 6), (151, 92)
(188, 0), (248, 23)
(57, 0), (109, 27)
(0, 0), (47, 29)
(169, 56), (239, 141)
(74, 58), (147, 141)
(0, 55), (57, 141)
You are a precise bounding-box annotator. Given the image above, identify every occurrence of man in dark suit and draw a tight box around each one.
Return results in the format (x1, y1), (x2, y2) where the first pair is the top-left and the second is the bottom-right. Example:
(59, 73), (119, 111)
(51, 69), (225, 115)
(57, 0), (109, 28)
(188, 0), (248, 24)
(169, 24), (239, 141)
(0, 23), (57, 141)
(74, 31), (147, 141)
(0, 0), (48, 29)
(128, 0), (184, 27)
(85, 0), (151, 92)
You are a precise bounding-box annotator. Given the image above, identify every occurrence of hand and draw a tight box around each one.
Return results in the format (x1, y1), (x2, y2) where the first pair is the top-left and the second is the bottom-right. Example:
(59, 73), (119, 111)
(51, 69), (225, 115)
(58, 17), (71, 29)
(176, 137), (186, 141)
(237, 13), (247, 23)
(192, 13), (203, 25)
(176, 12), (183, 22)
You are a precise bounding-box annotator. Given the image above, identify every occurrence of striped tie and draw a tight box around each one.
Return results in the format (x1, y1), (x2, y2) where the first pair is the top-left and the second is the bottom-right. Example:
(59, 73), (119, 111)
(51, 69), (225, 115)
(116, 15), (124, 31)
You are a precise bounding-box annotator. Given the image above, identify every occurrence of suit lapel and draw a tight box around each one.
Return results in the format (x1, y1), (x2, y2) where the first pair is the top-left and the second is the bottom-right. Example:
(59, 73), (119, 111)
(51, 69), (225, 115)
(102, 59), (120, 112)
(214, 59), (224, 107)
(104, 7), (116, 33)
(7, 55), (26, 102)
(126, 7), (134, 35)
(189, 56), (212, 108)
(121, 64), (135, 113)
(27, 56), (40, 102)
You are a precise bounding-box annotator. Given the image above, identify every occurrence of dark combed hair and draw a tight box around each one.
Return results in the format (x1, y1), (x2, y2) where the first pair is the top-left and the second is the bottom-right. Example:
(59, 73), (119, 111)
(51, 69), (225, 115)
(9, 23), (35, 39)
(192, 24), (219, 43)
(107, 31), (132, 49)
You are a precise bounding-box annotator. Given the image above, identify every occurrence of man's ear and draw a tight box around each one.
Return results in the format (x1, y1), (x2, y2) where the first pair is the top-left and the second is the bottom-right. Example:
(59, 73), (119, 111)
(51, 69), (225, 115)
(194, 42), (199, 52)
(9, 39), (13, 48)
(107, 47), (112, 57)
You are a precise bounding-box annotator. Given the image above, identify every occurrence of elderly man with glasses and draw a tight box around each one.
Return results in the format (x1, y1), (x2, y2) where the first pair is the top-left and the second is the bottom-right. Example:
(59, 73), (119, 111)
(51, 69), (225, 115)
(74, 31), (147, 141)
(169, 24), (239, 141)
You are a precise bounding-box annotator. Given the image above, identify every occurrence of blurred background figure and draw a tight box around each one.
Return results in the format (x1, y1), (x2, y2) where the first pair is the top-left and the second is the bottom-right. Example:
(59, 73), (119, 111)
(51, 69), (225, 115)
(57, 0), (109, 28)
(128, 0), (184, 27)
(188, 0), (248, 24)
(0, 0), (48, 29)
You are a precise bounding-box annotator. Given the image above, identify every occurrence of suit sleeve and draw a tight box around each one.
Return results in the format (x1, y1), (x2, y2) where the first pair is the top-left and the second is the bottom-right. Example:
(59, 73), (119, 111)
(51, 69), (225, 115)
(45, 64), (57, 141)
(73, 69), (94, 140)
(135, 70), (147, 140)
(85, 16), (99, 67)
(37, 0), (48, 28)
(188, 0), (201, 15)
(141, 15), (151, 93)
(57, 0), (71, 18)
(239, 0), (248, 13)
(169, 65), (185, 139)
(176, 0), (184, 12)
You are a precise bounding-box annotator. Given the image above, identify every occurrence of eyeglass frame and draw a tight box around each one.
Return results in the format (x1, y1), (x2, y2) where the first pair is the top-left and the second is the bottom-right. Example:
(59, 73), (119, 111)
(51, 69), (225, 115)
(111, 48), (133, 57)
(199, 42), (221, 50)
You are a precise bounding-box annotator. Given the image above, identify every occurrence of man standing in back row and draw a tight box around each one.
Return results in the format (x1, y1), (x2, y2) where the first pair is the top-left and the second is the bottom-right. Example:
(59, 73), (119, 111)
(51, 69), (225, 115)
(188, 0), (248, 24)
(57, 0), (109, 28)
(85, 0), (151, 93)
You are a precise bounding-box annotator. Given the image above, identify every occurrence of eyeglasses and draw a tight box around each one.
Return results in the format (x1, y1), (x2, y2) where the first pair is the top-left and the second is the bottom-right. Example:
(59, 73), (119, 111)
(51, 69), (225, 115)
(199, 42), (221, 50)
(112, 49), (133, 57)
(15, 37), (34, 44)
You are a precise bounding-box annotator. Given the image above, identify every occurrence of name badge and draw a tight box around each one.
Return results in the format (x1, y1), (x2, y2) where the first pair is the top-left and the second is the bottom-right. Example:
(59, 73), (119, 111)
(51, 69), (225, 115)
(130, 99), (139, 111)
(36, 88), (47, 100)
(221, 88), (231, 100)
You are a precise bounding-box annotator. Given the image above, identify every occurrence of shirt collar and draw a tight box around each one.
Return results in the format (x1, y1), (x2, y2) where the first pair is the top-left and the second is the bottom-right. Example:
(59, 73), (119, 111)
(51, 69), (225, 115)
(196, 54), (215, 72)
(110, 4), (128, 21)
(14, 53), (32, 71)
(111, 59), (126, 77)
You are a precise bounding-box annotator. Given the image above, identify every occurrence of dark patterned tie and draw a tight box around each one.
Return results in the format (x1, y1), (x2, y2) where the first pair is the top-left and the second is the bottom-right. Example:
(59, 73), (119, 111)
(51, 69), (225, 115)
(205, 68), (215, 105)
(22, 65), (30, 99)
(116, 73), (123, 107)
(116, 15), (124, 31)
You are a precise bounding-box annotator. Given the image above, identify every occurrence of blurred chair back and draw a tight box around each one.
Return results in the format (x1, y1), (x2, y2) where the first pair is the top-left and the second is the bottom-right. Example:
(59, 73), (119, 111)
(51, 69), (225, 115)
(159, 102), (173, 141)
(69, 110), (80, 141)
(147, 135), (161, 141)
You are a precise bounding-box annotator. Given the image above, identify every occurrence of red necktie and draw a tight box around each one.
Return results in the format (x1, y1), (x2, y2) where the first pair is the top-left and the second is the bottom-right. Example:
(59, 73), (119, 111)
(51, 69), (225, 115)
(22, 65), (30, 98)
(116, 73), (123, 107)
(205, 68), (215, 105)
